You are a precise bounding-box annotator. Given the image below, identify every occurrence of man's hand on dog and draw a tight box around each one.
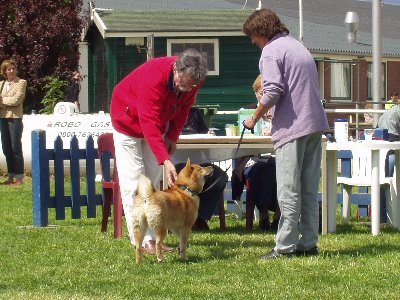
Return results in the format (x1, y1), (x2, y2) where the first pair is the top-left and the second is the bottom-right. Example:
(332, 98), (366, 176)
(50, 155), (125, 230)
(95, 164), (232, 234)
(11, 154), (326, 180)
(163, 159), (178, 187)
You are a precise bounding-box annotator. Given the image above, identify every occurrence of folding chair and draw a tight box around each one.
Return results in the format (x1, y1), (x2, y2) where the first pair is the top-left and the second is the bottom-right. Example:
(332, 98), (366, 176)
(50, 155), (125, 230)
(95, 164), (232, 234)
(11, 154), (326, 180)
(337, 148), (398, 227)
(97, 133), (123, 238)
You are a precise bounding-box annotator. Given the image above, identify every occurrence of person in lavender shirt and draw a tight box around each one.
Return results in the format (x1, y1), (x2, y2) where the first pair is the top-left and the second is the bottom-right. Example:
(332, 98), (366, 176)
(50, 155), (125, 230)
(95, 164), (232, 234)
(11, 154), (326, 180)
(242, 8), (329, 259)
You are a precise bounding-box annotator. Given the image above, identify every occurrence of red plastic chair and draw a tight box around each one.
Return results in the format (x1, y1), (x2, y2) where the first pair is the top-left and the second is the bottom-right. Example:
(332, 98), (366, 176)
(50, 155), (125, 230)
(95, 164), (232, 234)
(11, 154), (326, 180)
(97, 133), (123, 238)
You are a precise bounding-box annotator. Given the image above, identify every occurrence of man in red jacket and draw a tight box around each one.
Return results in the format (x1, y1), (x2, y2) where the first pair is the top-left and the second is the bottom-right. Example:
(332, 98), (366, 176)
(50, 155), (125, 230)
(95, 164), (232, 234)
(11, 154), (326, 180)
(110, 49), (207, 254)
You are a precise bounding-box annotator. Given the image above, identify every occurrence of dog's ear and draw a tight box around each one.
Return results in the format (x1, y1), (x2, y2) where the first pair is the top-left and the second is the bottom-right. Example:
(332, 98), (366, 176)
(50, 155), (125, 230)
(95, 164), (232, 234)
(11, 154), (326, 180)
(178, 158), (192, 177)
(185, 158), (192, 169)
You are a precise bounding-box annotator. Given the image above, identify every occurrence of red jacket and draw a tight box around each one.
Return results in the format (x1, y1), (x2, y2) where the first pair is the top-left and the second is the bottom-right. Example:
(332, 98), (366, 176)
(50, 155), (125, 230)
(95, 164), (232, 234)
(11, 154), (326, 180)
(110, 56), (202, 165)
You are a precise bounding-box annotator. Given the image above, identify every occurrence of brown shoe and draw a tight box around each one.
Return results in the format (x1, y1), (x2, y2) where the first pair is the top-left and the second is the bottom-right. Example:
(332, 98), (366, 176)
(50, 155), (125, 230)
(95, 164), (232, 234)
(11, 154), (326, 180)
(1, 178), (23, 186)
(142, 240), (156, 255)
(142, 240), (175, 255)
(1, 178), (15, 185)
(161, 243), (175, 253)
(10, 179), (23, 186)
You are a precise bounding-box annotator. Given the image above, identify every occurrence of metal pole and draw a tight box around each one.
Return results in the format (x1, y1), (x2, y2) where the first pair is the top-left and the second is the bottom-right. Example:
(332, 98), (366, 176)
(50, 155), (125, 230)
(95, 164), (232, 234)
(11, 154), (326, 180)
(147, 34), (154, 61)
(356, 60), (360, 139)
(372, 0), (382, 126)
(299, 0), (303, 43)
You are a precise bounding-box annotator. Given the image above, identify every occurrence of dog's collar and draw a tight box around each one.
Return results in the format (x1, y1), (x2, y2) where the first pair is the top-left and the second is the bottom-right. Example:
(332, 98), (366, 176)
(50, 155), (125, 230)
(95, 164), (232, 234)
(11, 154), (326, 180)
(178, 185), (199, 196)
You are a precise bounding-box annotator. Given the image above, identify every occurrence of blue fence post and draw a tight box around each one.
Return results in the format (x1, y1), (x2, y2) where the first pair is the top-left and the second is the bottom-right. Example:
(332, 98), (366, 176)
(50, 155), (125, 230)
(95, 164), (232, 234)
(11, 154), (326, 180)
(85, 135), (97, 217)
(70, 135), (81, 219)
(32, 130), (50, 227)
(54, 136), (66, 220)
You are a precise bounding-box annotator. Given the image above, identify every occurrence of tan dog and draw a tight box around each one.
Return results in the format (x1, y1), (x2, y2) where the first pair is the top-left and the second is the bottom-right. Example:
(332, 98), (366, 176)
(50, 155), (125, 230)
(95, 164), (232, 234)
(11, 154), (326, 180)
(132, 159), (213, 263)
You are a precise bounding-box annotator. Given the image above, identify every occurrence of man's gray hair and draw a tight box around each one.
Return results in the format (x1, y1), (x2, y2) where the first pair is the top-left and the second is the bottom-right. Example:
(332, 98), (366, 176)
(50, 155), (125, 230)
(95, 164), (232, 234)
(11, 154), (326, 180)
(175, 48), (207, 83)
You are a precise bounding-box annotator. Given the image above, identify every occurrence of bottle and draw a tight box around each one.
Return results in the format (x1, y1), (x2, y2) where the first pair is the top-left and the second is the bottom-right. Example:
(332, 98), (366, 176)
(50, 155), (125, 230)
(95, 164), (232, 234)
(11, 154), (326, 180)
(334, 118), (349, 143)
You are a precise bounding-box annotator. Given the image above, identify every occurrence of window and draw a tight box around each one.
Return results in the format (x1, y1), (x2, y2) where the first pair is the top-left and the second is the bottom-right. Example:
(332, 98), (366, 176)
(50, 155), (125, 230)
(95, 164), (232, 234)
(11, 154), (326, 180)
(167, 39), (219, 75)
(330, 62), (351, 100)
(367, 62), (386, 100)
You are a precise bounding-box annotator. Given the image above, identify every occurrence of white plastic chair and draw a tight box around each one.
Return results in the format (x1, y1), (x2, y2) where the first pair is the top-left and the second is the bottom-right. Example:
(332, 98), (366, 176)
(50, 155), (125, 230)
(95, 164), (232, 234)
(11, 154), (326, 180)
(337, 149), (399, 227)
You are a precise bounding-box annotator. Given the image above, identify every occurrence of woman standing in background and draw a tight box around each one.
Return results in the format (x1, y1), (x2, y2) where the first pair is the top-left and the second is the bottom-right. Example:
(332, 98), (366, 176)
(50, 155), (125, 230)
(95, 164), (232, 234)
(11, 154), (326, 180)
(0, 59), (27, 186)
(64, 71), (81, 112)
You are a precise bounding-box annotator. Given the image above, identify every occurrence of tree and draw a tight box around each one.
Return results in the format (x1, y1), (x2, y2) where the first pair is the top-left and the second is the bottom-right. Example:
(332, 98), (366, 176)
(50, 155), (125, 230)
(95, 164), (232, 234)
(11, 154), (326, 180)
(0, 0), (84, 113)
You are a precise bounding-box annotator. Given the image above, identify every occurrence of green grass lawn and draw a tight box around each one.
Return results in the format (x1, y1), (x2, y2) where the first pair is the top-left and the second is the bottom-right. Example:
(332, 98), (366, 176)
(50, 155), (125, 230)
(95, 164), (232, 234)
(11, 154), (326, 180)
(1, 177), (400, 300)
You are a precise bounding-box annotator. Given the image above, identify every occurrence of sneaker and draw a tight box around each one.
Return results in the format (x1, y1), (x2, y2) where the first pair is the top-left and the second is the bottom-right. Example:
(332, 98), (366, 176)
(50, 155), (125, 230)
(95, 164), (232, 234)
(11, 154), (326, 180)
(260, 249), (295, 260)
(295, 246), (319, 257)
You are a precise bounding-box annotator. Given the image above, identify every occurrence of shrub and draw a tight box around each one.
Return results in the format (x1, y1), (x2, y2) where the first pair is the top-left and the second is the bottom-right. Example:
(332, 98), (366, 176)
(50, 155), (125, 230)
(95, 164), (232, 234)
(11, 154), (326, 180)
(40, 76), (68, 114)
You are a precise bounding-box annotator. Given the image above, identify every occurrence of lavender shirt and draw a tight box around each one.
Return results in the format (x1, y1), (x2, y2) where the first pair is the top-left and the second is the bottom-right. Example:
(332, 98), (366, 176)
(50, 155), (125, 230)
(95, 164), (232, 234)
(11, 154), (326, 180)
(259, 33), (329, 150)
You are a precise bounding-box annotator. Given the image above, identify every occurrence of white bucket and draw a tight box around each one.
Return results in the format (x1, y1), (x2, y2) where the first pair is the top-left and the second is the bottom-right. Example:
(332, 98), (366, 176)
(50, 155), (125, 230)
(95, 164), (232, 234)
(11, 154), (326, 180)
(334, 118), (349, 142)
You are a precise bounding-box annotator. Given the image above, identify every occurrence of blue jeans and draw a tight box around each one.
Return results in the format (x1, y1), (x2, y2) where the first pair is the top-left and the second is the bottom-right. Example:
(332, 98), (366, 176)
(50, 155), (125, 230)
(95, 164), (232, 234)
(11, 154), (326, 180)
(0, 118), (24, 179)
(380, 152), (395, 223)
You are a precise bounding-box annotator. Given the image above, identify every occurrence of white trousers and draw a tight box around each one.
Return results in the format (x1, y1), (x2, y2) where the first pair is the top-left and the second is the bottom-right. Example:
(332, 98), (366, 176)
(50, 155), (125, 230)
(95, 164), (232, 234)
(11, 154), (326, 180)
(113, 129), (163, 245)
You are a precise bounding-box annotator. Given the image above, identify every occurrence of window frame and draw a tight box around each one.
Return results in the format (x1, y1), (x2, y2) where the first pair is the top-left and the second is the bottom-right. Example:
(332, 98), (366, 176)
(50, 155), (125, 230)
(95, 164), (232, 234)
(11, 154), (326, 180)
(367, 62), (386, 100)
(167, 38), (219, 76)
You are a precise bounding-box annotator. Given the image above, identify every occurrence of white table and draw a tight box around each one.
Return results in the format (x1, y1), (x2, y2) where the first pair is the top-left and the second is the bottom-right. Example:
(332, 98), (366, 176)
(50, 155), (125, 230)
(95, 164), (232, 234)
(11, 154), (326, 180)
(172, 134), (274, 164)
(324, 140), (400, 235)
(169, 135), (332, 236)
(163, 135), (274, 189)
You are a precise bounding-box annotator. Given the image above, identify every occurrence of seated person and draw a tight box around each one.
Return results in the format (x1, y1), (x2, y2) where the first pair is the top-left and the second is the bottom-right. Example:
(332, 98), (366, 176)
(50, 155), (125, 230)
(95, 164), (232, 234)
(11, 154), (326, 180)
(385, 92), (399, 110)
(364, 103), (374, 124)
(231, 75), (280, 231)
(176, 107), (228, 230)
(377, 103), (400, 223)
(378, 104), (400, 141)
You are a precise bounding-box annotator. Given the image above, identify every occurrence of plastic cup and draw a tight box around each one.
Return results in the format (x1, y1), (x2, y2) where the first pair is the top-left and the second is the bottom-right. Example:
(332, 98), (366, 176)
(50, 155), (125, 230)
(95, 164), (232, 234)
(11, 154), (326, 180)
(364, 129), (374, 141)
(225, 124), (233, 136)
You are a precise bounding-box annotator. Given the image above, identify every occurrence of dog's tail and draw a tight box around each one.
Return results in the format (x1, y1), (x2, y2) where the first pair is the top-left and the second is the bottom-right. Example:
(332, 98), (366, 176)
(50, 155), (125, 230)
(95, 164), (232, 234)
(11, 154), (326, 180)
(135, 174), (155, 204)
